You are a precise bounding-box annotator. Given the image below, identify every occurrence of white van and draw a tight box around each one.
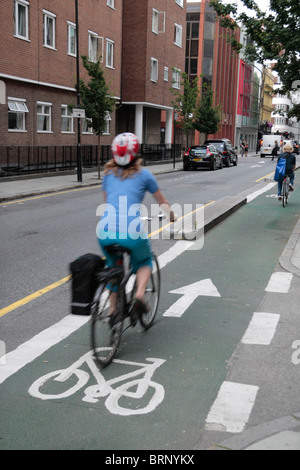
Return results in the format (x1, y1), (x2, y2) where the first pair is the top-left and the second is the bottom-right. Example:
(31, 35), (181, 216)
(260, 135), (283, 158)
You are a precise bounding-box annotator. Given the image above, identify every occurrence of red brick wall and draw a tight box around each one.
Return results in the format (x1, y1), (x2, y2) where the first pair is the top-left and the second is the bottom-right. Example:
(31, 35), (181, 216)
(0, 0), (122, 147)
(122, 0), (186, 107)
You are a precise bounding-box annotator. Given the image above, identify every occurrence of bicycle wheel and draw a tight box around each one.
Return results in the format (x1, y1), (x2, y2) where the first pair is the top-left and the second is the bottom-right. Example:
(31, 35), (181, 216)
(91, 277), (124, 367)
(139, 254), (161, 329)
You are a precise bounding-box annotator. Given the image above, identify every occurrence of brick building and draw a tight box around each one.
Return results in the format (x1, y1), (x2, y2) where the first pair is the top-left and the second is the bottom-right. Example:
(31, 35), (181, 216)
(186, 0), (240, 146)
(118, 0), (186, 145)
(0, 0), (186, 161)
(0, 0), (122, 152)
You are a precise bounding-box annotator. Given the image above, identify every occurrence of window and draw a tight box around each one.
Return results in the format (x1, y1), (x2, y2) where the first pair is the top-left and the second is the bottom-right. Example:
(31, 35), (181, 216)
(37, 102), (52, 132)
(61, 105), (73, 133)
(164, 66), (169, 82)
(152, 9), (159, 34)
(107, 0), (115, 8)
(151, 58), (158, 82)
(103, 112), (111, 135)
(174, 24), (183, 47)
(88, 31), (99, 62)
(106, 39), (114, 68)
(43, 10), (56, 49)
(8, 98), (28, 131)
(14, 0), (29, 40)
(175, 0), (184, 7)
(152, 9), (165, 34)
(172, 68), (181, 89)
(82, 118), (93, 134)
(68, 22), (76, 56)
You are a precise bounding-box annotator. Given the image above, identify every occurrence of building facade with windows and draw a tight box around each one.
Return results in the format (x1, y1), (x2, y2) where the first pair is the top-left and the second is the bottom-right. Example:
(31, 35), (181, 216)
(0, 0), (186, 159)
(185, 0), (240, 146)
(0, 0), (122, 150)
(118, 0), (186, 145)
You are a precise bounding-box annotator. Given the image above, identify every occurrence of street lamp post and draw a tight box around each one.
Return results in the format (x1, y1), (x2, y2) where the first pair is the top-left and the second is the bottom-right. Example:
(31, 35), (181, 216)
(75, 0), (82, 182)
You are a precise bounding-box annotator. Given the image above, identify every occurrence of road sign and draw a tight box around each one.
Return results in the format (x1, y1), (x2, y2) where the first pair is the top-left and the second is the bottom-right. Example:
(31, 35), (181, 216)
(73, 108), (86, 118)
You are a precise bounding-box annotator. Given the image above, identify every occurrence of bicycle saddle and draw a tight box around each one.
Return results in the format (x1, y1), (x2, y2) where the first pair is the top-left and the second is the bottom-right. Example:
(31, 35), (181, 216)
(105, 244), (132, 256)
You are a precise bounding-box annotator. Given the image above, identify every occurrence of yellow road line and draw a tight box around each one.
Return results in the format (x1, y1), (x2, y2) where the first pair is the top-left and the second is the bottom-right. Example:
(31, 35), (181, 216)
(0, 276), (71, 318)
(0, 185), (100, 206)
(0, 200), (216, 318)
(256, 171), (274, 183)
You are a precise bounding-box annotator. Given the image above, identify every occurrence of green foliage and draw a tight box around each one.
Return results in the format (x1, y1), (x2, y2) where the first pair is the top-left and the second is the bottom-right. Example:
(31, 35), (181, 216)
(193, 83), (221, 138)
(170, 72), (199, 140)
(210, 0), (300, 93)
(77, 56), (115, 136)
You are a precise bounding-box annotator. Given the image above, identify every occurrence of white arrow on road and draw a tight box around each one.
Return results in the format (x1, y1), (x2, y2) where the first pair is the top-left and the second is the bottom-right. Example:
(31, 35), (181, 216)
(163, 279), (221, 318)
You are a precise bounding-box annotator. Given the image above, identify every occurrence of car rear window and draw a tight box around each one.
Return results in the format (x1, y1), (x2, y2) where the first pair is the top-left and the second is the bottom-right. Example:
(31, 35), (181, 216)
(212, 143), (224, 150)
(190, 147), (206, 156)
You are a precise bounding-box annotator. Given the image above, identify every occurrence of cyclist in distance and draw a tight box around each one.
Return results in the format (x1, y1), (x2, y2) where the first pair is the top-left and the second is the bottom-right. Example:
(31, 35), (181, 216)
(277, 143), (296, 201)
(97, 132), (175, 321)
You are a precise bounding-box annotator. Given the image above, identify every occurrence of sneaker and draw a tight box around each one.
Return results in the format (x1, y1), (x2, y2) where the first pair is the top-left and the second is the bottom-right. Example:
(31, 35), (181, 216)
(278, 196), (282, 201)
(289, 184), (294, 191)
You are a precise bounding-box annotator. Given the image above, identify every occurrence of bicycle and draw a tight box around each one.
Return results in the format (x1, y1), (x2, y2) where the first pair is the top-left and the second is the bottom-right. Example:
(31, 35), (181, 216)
(91, 245), (160, 367)
(28, 352), (165, 415)
(282, 175), (290, 208)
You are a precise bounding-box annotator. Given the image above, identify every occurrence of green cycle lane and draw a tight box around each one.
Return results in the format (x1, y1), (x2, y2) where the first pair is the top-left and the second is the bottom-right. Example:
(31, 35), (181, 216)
(1, 182), (299, 451)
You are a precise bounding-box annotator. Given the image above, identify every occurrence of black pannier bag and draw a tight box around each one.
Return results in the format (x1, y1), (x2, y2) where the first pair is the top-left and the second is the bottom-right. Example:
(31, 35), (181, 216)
(70, 253), (105, 315)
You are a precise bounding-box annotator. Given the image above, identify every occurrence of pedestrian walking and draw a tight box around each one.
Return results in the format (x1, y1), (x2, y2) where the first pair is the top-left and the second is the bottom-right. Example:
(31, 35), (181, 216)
(244, 140), (248, 157)
(271, 140), (280, 161)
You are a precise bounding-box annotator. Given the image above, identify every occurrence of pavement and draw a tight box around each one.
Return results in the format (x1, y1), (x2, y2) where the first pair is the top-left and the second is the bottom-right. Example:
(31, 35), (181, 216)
(1, 154), (300, 450)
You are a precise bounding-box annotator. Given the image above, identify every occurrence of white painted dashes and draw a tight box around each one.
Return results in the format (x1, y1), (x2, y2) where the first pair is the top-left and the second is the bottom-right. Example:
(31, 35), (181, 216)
(241, 312), (280, 345)
(265, 272), (293, 293)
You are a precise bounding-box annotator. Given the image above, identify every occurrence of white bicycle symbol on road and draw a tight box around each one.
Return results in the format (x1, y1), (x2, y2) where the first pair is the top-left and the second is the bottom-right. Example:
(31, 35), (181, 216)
(28, 350), (166, 416)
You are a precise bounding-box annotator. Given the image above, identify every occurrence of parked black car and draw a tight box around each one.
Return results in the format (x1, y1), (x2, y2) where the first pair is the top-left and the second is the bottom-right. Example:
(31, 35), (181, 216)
(204, 138), (238, 167)
(183, 145), (223, 171)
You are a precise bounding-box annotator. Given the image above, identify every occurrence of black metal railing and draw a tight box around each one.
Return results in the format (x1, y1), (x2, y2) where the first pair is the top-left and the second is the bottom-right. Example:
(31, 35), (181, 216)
(0, 144), (182, 177)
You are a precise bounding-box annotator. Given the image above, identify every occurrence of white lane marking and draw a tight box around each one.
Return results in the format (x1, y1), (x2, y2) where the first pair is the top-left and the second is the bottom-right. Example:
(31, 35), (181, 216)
(265, 272), (293, 293)
(163, 279), (221, 318)
(0, 240), (194, 384)
(205, 381), (259, 433)
(241, 312), (280, 345)
(246, 182), (276, 203)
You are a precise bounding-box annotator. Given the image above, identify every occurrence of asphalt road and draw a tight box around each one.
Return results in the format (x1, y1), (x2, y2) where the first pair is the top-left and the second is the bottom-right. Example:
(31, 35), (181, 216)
(0, 156), (275, 353)
(2, 155), (299, 450)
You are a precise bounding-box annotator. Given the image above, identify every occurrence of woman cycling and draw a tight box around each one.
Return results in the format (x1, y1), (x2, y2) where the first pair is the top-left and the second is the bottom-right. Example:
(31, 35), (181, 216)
(97, 132), (174, 320)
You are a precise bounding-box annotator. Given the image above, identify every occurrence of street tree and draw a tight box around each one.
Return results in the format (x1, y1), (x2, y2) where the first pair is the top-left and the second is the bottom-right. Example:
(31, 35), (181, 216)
(210, 0), (300, 118)
(77, 56), (115, 179)
(193, 83), (222, 141)
(170, 72), (199, 147)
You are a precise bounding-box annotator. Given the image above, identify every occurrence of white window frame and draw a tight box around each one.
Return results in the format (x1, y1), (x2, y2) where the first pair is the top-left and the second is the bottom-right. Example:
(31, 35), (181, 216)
(174, 23), (183, 47)
(175, 0), (184, 7)
(152, 9), (159, 34)
(106, 39), (114, 68)
(37, 101), (52, 133)
(82, 118), (93, 134)
(43, 10), (56, 49)
(67, 21), (77, 57)
(164, 66), (169, 82)
(103, 112), (111, 135)
(152, 9), (166, 34)
(88, 31), (99, 63)
(61, 105), (74, 133)
(8, 97), (28, 132)
(14, 0), (29, 41)
(151, 58), (158, 82)
(172, 68), (181, 89)
(107, 0), (115, 9)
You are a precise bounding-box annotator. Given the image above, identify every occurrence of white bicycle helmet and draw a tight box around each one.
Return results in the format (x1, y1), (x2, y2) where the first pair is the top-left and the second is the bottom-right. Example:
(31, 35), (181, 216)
(111, 132), (140, 166)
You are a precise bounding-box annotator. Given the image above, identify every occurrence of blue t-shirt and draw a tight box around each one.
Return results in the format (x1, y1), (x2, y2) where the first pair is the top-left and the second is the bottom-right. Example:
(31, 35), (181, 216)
(98, 168), (159, 237)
